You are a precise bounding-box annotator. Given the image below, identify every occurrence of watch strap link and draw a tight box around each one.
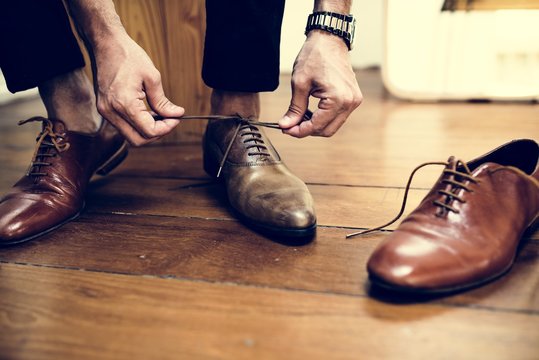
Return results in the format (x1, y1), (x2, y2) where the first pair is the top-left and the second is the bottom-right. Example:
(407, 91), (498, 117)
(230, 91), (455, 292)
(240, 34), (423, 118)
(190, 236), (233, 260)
(305, 11), (355, 50)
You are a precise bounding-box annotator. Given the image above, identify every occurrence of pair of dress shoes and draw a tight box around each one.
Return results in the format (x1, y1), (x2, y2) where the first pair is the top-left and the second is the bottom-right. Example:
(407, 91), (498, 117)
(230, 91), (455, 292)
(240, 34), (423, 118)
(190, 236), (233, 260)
(0, 117), (537, 295)
(0, 116), (316, 246)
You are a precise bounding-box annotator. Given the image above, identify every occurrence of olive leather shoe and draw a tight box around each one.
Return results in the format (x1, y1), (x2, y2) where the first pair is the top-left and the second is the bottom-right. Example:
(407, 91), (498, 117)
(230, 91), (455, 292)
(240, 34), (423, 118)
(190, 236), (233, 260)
(366, 139), (539, 294)
(0, 117), (127, 246)
(203, 118), (316, 238)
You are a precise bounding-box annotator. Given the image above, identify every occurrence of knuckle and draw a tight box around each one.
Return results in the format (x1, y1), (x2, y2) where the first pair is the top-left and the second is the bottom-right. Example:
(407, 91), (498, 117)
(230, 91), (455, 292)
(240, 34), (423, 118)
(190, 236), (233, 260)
(140, 127), (158, 139)
(287, 102), (304, 116)
(129, 137), (148, 147)
(291, 74), (309, 89)
(312, 123), (325, 134)
(97, 100), (114, 117)
(109, 95), (123, 111)
(124, 106), (138, 120)
(154, 96), (170, 110)
(96, 102), (108, 115)
(340, 94), (355, 108)
(322, 128), (337, 137)
(353, 93), (364, 107)
(148, 70), (161, 85)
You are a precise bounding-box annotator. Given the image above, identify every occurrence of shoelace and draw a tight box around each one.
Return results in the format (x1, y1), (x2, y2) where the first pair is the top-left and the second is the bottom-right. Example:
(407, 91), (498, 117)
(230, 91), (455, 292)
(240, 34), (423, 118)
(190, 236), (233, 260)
(346, 158), (479, 239)
(154, 111), (313, 177)
(18, 117), (71, 178)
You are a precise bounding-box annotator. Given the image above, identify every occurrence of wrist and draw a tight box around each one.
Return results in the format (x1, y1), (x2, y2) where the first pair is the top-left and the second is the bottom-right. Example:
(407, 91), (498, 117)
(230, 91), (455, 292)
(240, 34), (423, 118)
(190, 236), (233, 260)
(88, 25), (128, 52)
(313, 0), (351, 13)
(306, 30), (349, 52)
(92, 29), (131, 58)
(66, 0), (128, 52)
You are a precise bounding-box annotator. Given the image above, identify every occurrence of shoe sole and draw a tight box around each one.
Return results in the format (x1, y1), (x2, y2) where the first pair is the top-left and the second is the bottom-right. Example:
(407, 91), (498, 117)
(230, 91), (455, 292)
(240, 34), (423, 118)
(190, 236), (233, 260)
(0, 142), (129, 247)
(234, 207), (317, 240)
(368, 262), (514, 296)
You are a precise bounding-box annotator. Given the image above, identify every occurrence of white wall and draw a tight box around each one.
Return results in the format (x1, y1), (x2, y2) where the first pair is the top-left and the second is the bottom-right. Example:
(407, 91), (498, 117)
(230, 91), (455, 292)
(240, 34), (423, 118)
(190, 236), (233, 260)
(280, 0), (384, 72)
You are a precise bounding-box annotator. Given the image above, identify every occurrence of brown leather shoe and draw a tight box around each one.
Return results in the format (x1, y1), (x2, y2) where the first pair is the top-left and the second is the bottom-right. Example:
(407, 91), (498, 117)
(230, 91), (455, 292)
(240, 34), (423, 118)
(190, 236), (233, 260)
(203, 118), (316, 238)
(366, 139), (539, 294)
(0, 117), (127, 246)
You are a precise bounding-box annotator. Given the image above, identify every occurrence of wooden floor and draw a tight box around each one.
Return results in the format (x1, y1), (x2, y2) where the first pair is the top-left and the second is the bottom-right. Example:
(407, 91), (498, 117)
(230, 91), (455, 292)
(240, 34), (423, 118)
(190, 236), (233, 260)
(0, 70), (538, 360)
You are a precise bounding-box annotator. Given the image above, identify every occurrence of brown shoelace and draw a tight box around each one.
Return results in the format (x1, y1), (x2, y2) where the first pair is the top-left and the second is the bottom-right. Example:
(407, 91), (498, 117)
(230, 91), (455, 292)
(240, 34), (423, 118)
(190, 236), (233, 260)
(346, 158), (478, 238)
(19, 117), (71, 178)
(154, 111), (313, 177)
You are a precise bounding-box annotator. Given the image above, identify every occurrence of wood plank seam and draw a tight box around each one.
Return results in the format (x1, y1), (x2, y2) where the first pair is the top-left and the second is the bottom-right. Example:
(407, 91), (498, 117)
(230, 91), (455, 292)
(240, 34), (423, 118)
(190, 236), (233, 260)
(80, 209), (539, 244)
(84, 207), (378, 233)
(2, 261), (537, 317)
(108, 173), (436, 191)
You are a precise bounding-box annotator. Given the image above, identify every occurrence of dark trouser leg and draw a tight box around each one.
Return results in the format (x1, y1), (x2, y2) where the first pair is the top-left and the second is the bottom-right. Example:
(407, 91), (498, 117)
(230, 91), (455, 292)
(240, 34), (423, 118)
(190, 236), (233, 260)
(202, 0), (286, 92)
(0, 0), (85, 93)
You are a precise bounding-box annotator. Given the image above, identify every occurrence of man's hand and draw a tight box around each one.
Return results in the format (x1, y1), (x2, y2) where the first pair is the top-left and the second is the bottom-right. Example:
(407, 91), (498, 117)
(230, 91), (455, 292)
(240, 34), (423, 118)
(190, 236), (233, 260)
(278, 31), (362, 138)
(66, 0), (184, 146)
(94, 33), (184, 146)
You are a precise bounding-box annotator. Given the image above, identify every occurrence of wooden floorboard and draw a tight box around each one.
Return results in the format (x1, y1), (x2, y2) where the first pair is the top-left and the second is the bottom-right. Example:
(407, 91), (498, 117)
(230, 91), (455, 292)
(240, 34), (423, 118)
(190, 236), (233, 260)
(1, 213), (537, 313)
(85, 175), (431, 230)
(1, 263), (538, 360)
(1, 69), (538, 359)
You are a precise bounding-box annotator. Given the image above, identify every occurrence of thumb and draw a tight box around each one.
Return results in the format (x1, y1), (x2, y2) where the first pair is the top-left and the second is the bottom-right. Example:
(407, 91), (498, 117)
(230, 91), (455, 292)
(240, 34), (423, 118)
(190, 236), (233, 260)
(279, 80), (310, 129)
(144, 75), (185, 118)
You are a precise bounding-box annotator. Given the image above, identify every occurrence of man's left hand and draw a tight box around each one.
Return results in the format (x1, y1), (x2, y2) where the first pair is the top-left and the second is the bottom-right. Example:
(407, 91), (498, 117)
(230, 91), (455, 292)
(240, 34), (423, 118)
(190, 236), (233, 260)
(278, 31), (362, 138)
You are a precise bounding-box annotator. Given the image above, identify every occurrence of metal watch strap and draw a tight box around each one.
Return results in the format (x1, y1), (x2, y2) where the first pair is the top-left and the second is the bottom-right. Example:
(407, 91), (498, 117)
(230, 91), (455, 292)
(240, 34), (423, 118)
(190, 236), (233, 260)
(305, 11), (356, 50)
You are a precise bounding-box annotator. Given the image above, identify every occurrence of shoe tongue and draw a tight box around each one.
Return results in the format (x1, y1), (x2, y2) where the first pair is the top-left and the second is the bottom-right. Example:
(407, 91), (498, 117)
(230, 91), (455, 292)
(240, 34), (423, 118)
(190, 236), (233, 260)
(46, 118), (67, 134)
(446, 156), (457, 170)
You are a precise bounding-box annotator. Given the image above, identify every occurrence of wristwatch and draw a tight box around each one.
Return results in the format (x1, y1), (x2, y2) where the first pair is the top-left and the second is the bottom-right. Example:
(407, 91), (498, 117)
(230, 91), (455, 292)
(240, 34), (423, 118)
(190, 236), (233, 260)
(305, 11), (356, 50)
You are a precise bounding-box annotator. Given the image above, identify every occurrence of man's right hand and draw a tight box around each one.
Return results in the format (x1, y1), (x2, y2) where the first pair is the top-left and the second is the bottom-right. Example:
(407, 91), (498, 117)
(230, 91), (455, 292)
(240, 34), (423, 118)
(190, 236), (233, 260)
(66, 0), (184, 146)
(93, 33), (184, 146)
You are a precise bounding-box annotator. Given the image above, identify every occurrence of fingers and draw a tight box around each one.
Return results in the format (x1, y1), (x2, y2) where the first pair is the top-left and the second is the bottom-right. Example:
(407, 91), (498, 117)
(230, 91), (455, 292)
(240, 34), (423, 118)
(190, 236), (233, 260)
(97, 104), (155, 147)
(278, 76), (310, 129)
(283, 90), (363, 138)
(144, 71), (185, 118)
(283, 106), (337, 138)
(97, 94), (181, 147)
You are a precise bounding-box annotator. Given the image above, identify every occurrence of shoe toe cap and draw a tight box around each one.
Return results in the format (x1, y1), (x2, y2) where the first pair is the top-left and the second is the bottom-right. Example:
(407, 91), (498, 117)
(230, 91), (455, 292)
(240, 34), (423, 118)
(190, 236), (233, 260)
(0, 197), (71, 246)
(0, 212), (29, 244)
(281, 206), (317, 230)
(367, 235), (463, 290)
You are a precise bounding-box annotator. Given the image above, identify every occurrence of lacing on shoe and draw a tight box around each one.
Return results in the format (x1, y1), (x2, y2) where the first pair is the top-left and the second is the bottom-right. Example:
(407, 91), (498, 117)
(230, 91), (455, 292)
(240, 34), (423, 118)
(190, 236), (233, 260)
(433, 162), (478, 216)
(346, 158), (479, 239)
(156, 110), (313, 178)
(18, 117), (71, 178)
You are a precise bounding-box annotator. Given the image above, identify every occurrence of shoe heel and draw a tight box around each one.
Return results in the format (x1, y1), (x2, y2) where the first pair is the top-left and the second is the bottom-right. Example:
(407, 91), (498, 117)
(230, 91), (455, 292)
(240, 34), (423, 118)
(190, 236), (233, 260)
(96, 142), (128, 176)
